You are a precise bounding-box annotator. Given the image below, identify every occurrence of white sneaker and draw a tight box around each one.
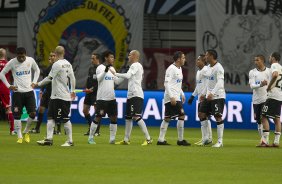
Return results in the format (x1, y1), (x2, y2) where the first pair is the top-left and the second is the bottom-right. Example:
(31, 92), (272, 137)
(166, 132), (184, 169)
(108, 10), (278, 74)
(109, 140), (115, 144)
(212, 142), (223, 148)
(61, 141), (74, 147)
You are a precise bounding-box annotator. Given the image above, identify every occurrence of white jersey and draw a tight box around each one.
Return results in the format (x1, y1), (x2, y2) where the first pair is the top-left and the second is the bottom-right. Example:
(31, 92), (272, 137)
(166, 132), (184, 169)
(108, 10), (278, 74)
(0, 56), (40, 92)
(96, 64), (118, 101)
(48, 59), (75, 101)
(268, 63), (282, 101)
(164, 64), (183, 104)
(206, 62), (226, 99)
(249, 67), (271, 104)
(116, 62), (144, 99)
(192, 66), (209, 100)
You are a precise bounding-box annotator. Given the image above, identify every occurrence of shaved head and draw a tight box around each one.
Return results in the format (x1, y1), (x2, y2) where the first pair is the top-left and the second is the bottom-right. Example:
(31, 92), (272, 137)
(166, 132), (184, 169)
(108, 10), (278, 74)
(55, 46), (65, 58)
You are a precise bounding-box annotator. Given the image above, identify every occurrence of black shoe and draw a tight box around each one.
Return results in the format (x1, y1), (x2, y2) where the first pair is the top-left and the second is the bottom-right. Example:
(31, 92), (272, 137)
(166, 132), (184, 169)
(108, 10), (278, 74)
(157, 140), (170, 145)
(84, 130), (90, 136)
(37, 139), (53, 146)
(177, 140), (191, 146)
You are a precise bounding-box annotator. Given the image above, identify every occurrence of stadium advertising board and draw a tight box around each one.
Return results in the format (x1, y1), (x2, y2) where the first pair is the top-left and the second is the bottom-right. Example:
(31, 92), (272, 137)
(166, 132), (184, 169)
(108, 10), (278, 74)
(31, 90), (280, 130)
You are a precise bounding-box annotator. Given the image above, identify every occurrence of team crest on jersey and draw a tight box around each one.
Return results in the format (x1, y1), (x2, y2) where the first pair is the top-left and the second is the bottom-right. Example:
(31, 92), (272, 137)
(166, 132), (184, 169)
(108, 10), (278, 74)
(33, 0), (131, 77)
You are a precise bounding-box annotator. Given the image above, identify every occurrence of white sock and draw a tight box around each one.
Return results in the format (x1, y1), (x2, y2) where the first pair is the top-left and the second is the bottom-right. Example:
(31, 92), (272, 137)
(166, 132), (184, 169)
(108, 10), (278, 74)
(23, 117), (34, 133)
(262, 131), (270, 144)
(200, 124), (204, 141)
(124, 119), (133, 142)
(274, 132), (281, 145)
(64, 121), (73, 143)
(89, 122), (98, 139)
(208, 120), (212, 140)
(177, 120), (184, 141)
(14, 119), (22, 139)
(109, 123), (117, 142)
(201, 120), (209, 141)
(257, 124), (263, 138)
(217, 123), (224, 143)
(158, 120), (169, 142)
(137, 119), (151, 140)
(46, 119), (55, 140)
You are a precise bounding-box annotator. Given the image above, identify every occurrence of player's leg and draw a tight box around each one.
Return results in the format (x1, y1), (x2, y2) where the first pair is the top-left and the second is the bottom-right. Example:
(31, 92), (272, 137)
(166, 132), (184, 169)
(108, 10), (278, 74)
(253, 103), (263, 140)
(260, 99), (273, 146)
(175, 102), (191, 146)
(60, 100), (73, 146)
(157, 103), (171, 145)
(83, 94), (92, 135)
(12, 92), (24, 143)
(108, 100), (118, 144)
(197, 99), (211, 145)
(88, 100), (102, 144)
(23, 91), (37, 143)
(1, 93), (15, 135)
(211, 99), (225, 148)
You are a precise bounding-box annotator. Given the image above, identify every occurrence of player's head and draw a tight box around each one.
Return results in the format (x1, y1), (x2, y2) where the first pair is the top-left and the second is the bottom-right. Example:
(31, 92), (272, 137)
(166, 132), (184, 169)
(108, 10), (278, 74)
(91, 52), (100, 65)
(128, 50), (140, 64)
(173, 51), (185, 66)
(54, 46), (65, 60)
(205, 49), (217, 64)
(196, 54), (206, 69)
(16, 47), (27, 63)
(269, 52), (281, 64)
(0, 48), (6, 59)
(103, 50), (114, 65)
(254, 54), (265, 68)
(49, 51), (56, 64)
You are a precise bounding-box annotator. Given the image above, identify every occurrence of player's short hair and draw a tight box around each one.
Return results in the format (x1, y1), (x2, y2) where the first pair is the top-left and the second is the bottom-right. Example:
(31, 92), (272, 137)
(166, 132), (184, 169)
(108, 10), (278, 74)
(206, 49), (218, 60)
(0, 48), (6, 58)
(16, 47), (26, 55)
(92, 52), (100, 61)
(255, 54), (265, 62)
(103, 50), (114, 62)
(271, 52), (281, 62)
(173, 51), (184, 62)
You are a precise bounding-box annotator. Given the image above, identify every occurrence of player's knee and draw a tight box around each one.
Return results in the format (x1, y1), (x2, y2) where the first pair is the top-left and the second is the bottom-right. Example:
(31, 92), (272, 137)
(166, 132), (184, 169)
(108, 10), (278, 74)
(133, 116), (142, 122)
(82, 108), (89, 115)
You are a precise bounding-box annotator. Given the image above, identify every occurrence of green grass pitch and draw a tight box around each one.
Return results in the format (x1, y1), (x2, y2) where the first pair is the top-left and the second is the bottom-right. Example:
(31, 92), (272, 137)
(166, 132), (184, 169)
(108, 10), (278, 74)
(0, 121), (281, 184)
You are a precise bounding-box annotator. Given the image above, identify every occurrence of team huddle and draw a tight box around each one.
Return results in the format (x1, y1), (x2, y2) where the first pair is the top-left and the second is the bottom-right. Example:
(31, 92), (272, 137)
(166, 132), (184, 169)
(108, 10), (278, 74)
(0, 46), (281, 147)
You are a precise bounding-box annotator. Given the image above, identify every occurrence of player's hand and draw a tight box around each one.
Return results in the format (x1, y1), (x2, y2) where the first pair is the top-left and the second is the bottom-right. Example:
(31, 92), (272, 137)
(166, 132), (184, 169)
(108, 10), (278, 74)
(105, 64), (112, 72)
(207, 93), (213, 101)
(109, 67), (116, 75)
(199, 95), (205, 102)
(84, 88), (93, 94)
(181, 95), (186, 104)
(187, 95), (195, 105)
(9, 85), (18, 91)
(70, 92), (76, 101)
(260, 80), (267, 87)
(31, 83), (37, 88)
(170, 97), (176, 106)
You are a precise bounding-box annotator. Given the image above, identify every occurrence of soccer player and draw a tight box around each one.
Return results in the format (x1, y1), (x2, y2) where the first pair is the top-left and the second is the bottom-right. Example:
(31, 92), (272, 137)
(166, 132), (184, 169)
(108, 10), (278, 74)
(36, 46), (76, 147)
(248, 55), (271, 143)
(157, 51), (191, 146)
(30, 52), (57, 134)
(201, 49), (225, 148)
(259, 52), (282, 147)
(87, 50), (123, 144)
(110, 50), (152, 146)
(187, 54), (212, 146)
(83, 52), (101, 136)
(0, 47), (40, 143)
(0, 48), (15, 135)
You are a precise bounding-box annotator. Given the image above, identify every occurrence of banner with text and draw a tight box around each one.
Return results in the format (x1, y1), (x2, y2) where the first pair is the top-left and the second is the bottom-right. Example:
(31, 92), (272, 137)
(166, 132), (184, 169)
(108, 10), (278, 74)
(17, 0), (145, 87)
(196, 0), (282, 92)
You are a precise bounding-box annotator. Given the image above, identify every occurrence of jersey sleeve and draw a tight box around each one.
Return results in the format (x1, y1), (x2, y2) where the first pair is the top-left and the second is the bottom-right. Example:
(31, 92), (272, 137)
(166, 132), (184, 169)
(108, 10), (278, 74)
(164, 67), (173, 98)
(31, 58), (40, 83)
(68, 64), (76, 93)
(0, 60), (13, 88)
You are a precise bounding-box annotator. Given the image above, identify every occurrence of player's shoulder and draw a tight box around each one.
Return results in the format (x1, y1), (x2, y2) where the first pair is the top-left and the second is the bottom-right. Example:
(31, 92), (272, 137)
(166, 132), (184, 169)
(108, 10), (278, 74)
(249, 68), (256, 74)
(25, 56), (36, 62)
(97, 64), (105, 69)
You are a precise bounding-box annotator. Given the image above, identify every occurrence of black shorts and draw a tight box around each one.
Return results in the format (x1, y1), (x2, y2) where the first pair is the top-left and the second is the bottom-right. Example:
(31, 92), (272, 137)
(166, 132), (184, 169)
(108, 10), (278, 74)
(48, 99), (71, 123)
(253, 103), (264, 124)
(84, 92), (97, 106)
(199, 98), (225, 117)
(125, 97), (143, 118)
(164, 101), (185, 119)
(12, 91), (36, 118)
(95, 100), (117, 117)
(261, 98), (282, 119)
(40, 92), (51, 108)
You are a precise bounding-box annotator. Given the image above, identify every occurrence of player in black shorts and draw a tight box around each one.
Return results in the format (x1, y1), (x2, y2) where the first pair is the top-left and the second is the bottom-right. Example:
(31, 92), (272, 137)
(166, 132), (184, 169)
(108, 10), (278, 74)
(83, 52), (100, 136)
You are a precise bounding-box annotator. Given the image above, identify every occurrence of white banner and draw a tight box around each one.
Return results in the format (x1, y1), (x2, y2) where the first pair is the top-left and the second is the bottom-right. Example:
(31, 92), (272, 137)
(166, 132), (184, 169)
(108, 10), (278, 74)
(17, 0), (145, 88)
(196, 0), (282, 92)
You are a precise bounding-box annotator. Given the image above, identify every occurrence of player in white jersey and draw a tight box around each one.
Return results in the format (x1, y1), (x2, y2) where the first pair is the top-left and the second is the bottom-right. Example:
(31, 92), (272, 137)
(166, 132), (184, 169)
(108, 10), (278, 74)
(110, 50), (152, 146)
(248, 55), (271, 143)
(0, 47), (40, 144)
(87, 51), (123, 144)
(258, 52), (282, 147)
(187, 54), (212, 146)
(199, 49), (225, 148)
(157, 51), (191, 146)
(36, 46), (76, 147)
